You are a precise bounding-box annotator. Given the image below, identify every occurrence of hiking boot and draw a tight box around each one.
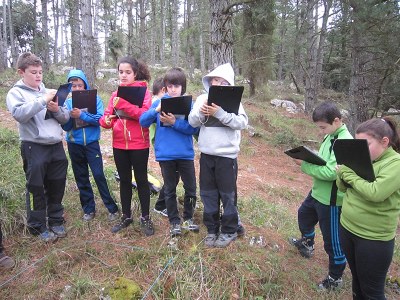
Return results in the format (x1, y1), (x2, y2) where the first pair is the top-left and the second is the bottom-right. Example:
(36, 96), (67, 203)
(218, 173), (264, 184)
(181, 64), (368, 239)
(154, 208), (168, 217)
(181, 219), (199, 232)
(0, 253), (15, 269)
(108, 212), (119, 222)
(215, 232), (238, 248)
(289, 237), (314, 258)
(39, 230), (58, 242)
(170, 223), (182, 236)
(204, 233), (218, 248)
(50, 225), (67, 238)
(111, 216), (133, 233)
(140, 217), (154, 236)
(237, 224), (245, 237)
(318, 275), (343, 291)
(83, 212), (95, 221)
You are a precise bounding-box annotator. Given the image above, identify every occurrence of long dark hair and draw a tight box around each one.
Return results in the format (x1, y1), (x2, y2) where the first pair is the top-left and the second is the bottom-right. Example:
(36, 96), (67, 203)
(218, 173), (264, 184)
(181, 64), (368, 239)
(356, 117), (400, 152)
(117, 56), (151, 81)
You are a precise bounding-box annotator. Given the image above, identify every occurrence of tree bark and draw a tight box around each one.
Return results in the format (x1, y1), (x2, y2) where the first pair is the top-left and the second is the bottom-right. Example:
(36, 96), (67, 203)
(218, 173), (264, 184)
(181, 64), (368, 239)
(68, 0), (82, 68)
(81, 0), (95, 86)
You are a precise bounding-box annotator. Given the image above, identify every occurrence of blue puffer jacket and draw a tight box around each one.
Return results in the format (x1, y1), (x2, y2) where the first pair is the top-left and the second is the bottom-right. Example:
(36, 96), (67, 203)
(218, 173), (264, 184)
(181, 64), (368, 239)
(62, 69), (104, 146)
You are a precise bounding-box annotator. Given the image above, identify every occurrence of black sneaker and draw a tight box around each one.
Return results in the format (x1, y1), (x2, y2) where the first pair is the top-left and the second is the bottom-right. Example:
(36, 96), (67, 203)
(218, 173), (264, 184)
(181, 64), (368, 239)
(111, 216), (133, 233)
(237, 224), (245, 237)
(170, 223), (182, 236)
(140, 217), (154, 236)
(318, 275), (343, 290)
(289, 237), (314, 258)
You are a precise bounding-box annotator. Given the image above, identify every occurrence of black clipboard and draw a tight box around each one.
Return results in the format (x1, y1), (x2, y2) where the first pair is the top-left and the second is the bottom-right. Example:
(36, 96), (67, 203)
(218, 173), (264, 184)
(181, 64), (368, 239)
(44, 83), (72, 119)
(160, 95), (192, 127)
(333, 139), (375, 182)
(117, 86), (146, 108)
(71, 89), (97, 129)
(205, 85), (244, 127)
(285, 146), (327, 166)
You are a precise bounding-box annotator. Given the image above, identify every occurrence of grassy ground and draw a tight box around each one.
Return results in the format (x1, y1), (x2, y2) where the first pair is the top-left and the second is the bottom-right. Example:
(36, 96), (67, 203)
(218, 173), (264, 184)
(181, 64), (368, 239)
(0, 74), (399, 299)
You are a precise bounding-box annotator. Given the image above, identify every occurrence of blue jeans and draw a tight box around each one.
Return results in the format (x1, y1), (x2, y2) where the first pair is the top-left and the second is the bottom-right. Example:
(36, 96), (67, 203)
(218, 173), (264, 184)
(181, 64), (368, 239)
(68, 141), (118, 214)
(159, 160), (196, 225)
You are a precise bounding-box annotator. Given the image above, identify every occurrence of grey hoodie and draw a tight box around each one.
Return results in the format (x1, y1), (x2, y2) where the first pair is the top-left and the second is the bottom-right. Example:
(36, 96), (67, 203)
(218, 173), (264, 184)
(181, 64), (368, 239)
(6, 79), (69, 144)
(188, 63), (248, 159)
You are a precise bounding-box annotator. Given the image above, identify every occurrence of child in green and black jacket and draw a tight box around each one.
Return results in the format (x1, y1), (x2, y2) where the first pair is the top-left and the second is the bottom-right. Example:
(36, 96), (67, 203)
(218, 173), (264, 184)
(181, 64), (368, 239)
(289, 101), (353, 291)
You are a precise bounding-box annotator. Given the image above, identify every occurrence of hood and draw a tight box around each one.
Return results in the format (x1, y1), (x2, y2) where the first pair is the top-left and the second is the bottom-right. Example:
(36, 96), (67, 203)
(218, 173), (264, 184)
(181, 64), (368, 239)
(14, 79), (46, 92)
(202, 63), (235, 92)
(67, 69), (90, 89)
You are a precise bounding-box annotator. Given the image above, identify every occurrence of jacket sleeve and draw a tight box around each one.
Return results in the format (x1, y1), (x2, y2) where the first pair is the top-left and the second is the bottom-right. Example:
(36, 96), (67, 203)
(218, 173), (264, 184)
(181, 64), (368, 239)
(213, 103), (248, 130)
(301, 145), (337, 181)
(79, 96), (103, 126)
(139, 100), (160, 128)
(171, 118), (199, 135)
(99, 93), (116, 129)
(188, 94), (207, 128)
(114, 89), (151, 120)
(52, 106), (70, 125)
(6, 88), (46, 123)
(338, 160), (400, 203)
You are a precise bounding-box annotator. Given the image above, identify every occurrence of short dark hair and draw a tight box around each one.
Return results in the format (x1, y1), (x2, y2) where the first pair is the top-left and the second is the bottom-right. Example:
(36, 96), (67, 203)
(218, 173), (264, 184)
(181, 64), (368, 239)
(152, 77), (165, 95)
(164, 67), (187, 95)
(312, 101), (342, 124)
(17, 52), (42, 71)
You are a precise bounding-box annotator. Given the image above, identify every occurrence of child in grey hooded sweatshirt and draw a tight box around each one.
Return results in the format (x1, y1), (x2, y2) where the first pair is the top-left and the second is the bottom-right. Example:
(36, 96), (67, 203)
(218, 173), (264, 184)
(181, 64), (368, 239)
(188, 63), (248, 248)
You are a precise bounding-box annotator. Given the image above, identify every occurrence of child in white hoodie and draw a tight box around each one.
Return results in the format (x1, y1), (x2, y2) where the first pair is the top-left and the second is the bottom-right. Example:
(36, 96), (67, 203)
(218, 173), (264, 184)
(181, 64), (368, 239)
(188, 63), (248, 248)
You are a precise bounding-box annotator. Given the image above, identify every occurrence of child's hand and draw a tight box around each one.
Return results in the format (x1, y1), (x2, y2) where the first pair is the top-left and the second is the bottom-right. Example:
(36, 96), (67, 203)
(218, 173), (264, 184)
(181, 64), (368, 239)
(200, 103), (220, 116)
(47, 99), (59, 112)
(45, 89), (57, 103)
(70, 108), (81, 118)
(293, 159), (302, 166)
(159, 112), (176, 125)
(105, 115), (116, 125)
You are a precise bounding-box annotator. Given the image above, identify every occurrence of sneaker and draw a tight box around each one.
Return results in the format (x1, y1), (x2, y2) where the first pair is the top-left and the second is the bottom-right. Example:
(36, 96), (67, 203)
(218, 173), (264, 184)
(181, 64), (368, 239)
(170, 223), (182, 236)
(83, 212), (95, 221)
(181, 219), (199, 232)
(153, 208), (168, 217)
(318, 275), (343, 290)
(0, 253), (15, 269)
(108, 212), (119, 222)
(50, 225), (67, 238)
(204, 233), (218, 248)
(289, 237), (314, 258)
(214, 232), (238, 248)
(111, 216), (133, 233)
(140, 217), (155, 236)
(39, 230), (58, 242)
(237, 224), (245, 237)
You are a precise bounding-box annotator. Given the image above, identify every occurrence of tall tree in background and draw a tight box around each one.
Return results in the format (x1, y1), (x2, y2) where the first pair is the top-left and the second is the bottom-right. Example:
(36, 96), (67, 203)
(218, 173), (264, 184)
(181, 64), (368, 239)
(68, 0), (82, 68)
(40, 0), (50, 69)
(209, 0), (233, 67)
(171, 0), (180, 65)
(81, 0), (95, 85)
(52, 0), (60, 64)
(0, 0), (7, 71)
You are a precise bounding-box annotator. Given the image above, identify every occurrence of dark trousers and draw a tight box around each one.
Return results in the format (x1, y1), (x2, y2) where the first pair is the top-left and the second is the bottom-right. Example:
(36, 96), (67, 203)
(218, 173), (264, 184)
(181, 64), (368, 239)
(113, 148), (150, 218)
(340, 225), (394, 300)
(68, 141), (118, 214)
(200, 153), (238, 234)
(154, 171), (180, 211)
(159, 160), (196, 225)
(21, 142), (68, 234)
(297, 193), (346, 279)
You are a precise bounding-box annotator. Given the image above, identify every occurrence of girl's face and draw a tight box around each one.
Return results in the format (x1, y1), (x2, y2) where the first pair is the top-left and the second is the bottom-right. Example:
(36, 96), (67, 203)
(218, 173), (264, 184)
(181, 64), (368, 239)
(166, 84), (182, 97)
(211, 77), (230, 86)
(118, 63), (136, 84)
(356, 132), (389, 161)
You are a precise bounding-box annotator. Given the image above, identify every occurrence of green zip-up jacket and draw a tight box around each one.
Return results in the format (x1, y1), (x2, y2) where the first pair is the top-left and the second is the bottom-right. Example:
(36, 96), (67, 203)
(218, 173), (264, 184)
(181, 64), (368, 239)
(337, 147), (400, 241)
(301, 124), (353, 206)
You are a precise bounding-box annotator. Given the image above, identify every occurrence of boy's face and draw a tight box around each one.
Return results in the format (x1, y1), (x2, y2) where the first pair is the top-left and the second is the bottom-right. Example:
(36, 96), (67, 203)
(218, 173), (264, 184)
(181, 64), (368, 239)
(18, 65), (43, 90)
(315, 118), (342, 136)
(166, 84), (182, 97)
(70, 78), (85, 91)
(211, 77), (230, 86)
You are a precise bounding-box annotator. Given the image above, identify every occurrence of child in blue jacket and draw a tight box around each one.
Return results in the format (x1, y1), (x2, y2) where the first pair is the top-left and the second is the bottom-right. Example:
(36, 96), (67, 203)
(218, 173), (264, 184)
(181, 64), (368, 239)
(62, 69), (119, 222)
(140, 67), (198, 236)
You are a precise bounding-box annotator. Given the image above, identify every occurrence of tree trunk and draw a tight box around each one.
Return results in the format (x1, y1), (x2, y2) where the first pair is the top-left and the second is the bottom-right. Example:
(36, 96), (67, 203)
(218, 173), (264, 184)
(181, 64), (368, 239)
(159, 0), (165, 65)
(68, 0), (82, 68)
(81, 0), (95, 86)
(41, 0), (51, 69)
(7, 0), (17, 67)
(138, 0), (147, 61)
(0, 0), (7, 71)
(171, 0), (180, 65)
(209, 0), (233, 67)
(52, 0), (59, 64)
(126, 0), (134, 55)
(277, 0), (288, 80)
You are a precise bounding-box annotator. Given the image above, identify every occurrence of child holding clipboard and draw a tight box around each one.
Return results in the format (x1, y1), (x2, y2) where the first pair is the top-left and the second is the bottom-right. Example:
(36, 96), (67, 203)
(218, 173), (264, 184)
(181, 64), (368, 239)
(337, 117), (400, 299)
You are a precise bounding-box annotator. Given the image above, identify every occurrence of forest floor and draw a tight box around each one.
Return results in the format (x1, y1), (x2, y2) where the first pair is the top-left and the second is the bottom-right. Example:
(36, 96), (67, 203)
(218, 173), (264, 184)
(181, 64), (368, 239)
(0, 98), (399, 299)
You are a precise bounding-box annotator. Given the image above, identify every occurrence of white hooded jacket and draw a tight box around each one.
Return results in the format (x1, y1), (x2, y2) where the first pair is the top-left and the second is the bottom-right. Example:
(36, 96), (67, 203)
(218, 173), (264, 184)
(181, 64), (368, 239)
(188, 63), (248, 159)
